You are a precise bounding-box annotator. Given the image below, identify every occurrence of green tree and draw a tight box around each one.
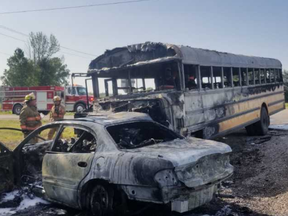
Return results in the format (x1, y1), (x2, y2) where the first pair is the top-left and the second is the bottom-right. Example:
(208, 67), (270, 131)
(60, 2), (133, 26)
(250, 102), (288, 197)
(1, 48), (38, 86)
(37, 57), (70, 86)
(2, 32), (70, 87)
(283, 70), (288, 102)
(29, 32), (60, 63)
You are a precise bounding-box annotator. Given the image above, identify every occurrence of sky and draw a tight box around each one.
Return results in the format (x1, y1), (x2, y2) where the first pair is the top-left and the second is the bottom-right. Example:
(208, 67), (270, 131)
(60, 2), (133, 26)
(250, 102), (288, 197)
(0, 0), (287, 92)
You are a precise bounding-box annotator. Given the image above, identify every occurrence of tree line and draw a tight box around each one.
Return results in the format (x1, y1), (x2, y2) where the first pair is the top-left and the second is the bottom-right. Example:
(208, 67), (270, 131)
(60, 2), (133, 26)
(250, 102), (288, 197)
(1, 32), (70, 87)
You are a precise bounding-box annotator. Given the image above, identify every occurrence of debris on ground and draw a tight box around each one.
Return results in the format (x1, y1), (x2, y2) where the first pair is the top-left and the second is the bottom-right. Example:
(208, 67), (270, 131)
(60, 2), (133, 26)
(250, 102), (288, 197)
(0, 187), (49, 216)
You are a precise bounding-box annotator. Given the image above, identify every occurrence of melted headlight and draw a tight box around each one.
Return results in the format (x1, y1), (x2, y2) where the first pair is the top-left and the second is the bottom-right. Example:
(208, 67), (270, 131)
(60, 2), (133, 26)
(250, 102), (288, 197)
(154, 169), (179, 187)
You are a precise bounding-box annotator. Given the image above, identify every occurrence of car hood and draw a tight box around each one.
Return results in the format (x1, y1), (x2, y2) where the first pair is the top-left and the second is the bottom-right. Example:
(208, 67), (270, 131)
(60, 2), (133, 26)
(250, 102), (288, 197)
(128, 137), (232, 167)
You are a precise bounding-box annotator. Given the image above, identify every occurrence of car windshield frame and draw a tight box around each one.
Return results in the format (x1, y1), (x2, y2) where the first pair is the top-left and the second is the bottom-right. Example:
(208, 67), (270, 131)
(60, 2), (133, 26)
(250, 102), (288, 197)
(105, 120), (182, 149)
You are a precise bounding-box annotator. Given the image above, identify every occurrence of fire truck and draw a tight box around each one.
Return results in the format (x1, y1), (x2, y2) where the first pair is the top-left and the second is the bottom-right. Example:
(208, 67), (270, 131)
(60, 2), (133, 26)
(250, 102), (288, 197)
(1, 85), (93, 115)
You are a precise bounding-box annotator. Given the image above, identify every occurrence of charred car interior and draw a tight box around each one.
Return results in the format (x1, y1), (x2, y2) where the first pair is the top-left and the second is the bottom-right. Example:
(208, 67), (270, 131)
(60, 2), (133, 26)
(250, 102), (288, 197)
(0, 113), (233, 215)
(107, 121), (181, 149)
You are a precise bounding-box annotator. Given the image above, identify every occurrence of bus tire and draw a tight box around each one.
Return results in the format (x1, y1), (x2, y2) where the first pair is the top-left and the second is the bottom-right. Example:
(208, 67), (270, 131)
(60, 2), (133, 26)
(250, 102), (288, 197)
(13, 104), (23, 115)
(255, 106), (270, 135)
(75, 103), (86, 113)
(245, 106), (269, 136)
(197, 127), (213, 139)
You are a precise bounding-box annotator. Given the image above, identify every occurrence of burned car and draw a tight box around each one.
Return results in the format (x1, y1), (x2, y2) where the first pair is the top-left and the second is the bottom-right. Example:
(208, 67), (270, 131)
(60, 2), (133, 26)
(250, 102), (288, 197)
(0, 112), (233, 215)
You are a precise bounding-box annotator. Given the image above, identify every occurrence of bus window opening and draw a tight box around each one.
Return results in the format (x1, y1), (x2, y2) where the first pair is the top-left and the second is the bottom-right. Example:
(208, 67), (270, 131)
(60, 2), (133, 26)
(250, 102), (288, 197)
(184, 65), (198, 90)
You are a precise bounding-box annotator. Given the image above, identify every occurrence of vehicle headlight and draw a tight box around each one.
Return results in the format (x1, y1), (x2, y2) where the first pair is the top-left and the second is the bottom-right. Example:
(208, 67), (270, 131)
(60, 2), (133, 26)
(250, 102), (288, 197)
(154, 169), (179, 187)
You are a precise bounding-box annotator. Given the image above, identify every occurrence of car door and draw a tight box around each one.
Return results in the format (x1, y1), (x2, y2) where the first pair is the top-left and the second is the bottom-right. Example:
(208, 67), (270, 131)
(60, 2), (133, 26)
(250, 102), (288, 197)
(42, 125), (96, 208)
(0, 125), (64, 194)
(0, 141), (14, 193)
(0, 126), (35, 193)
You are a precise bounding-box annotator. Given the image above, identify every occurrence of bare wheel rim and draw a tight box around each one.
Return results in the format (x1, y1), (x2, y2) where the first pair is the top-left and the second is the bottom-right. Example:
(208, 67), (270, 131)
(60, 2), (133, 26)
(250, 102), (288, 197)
(91, 185), (110, 216)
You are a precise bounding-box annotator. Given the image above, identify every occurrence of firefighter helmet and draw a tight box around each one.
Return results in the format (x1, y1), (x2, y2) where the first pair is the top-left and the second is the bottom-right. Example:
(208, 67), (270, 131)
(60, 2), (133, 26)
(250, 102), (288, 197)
(53, 96), (61, 102)
(24, 93), (36, 103)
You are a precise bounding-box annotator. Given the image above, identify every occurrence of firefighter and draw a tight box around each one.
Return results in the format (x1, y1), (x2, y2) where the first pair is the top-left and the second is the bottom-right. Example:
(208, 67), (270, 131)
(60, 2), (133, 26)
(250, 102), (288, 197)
(20, 93), (42, 141)
(48, 96), (66, 140)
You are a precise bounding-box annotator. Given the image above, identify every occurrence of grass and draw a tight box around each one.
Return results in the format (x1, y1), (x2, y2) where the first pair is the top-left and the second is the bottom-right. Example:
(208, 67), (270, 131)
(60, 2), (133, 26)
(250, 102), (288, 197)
(0, 120), (42, 150)
(0, 104), (12, 115)
(0, 119), (76, 150)
(0, 103), (75, 115)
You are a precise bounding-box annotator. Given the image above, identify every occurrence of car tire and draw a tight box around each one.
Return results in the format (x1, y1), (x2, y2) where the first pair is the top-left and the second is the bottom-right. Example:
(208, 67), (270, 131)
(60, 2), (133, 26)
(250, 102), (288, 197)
(13, 104), (23, 115)
(90, 184), (114, 216)
(75, 103), (86, 113)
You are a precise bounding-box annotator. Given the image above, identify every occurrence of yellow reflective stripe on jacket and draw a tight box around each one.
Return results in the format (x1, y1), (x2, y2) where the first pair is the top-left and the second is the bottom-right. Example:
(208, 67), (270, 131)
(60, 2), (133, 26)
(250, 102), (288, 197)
(26, 116), (41, 121)
(21, 125), (40, 131)
(52, 114), (64, 118)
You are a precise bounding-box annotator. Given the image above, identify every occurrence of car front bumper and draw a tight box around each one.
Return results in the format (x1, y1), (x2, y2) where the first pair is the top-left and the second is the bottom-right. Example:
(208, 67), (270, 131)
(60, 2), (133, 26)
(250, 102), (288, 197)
(171, 184), (216, 213)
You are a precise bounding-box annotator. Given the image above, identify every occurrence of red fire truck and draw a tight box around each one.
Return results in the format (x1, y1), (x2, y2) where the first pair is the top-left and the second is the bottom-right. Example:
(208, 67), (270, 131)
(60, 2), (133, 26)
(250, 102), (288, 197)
(1, 85), (93, 115)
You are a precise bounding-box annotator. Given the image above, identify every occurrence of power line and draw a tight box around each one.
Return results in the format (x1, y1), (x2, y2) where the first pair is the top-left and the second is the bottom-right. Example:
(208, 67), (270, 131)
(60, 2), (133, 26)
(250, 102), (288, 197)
(60, 46), (96, 57)
(59, 51), (91, 59)
(0, 31), (93, 59)
(0, 25), (28, 36)
(0, 0), (152, 15)
(0, 25), (97, 57)
(0, 51), (11, 56)
(0, 32), (26, 42)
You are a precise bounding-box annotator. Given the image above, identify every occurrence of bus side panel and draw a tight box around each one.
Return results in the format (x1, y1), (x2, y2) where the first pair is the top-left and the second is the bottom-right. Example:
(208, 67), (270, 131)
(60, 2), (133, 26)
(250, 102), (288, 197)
(184, 91), (205, 131)
(217, 85), (284, 136)
(189, 84), (284, 137)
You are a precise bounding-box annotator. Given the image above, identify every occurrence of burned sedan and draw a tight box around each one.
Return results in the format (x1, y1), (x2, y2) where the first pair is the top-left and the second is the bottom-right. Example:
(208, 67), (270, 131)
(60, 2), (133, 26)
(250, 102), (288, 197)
(0, 112), (233, 215)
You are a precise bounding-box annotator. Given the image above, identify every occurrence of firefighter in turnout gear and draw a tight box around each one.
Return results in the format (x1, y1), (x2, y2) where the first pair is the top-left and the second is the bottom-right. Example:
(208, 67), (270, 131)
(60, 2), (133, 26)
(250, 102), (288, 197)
(48, 96), (66, 140)
(20, 93), (42, 140)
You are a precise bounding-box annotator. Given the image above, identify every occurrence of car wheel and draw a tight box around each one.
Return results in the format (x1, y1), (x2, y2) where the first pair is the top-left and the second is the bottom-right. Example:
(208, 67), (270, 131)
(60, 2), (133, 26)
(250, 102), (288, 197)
(75, 103), (86, 113)
(90, 184), (113, 216)
(13, 104), (23, 115)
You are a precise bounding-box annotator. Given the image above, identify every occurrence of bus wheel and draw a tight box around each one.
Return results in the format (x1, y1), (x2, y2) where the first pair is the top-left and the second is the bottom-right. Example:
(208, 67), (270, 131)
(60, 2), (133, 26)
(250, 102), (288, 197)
(196, 127), (213, 139)
(245, 107), (269, 136)
(256, 106), (270, 135)
(13, 104), (23, 115)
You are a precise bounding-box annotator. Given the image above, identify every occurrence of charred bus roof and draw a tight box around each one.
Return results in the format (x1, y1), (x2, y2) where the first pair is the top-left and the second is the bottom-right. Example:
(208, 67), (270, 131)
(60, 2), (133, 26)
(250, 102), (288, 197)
(88, 42), (282, 76)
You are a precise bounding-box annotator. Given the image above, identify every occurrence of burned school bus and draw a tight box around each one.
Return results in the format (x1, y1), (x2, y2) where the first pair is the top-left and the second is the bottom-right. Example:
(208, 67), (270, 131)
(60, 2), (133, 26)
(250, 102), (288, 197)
(88, 42), (284, 138)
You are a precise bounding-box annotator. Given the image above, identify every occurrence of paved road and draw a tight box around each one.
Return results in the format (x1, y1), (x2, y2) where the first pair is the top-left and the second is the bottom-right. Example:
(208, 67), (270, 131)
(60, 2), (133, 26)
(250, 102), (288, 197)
(269, 108), (288, 125)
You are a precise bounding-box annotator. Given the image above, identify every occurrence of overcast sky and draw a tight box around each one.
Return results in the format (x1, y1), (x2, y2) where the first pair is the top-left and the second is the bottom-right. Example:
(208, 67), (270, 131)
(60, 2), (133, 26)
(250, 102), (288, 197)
(0, 0), (287, 90)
